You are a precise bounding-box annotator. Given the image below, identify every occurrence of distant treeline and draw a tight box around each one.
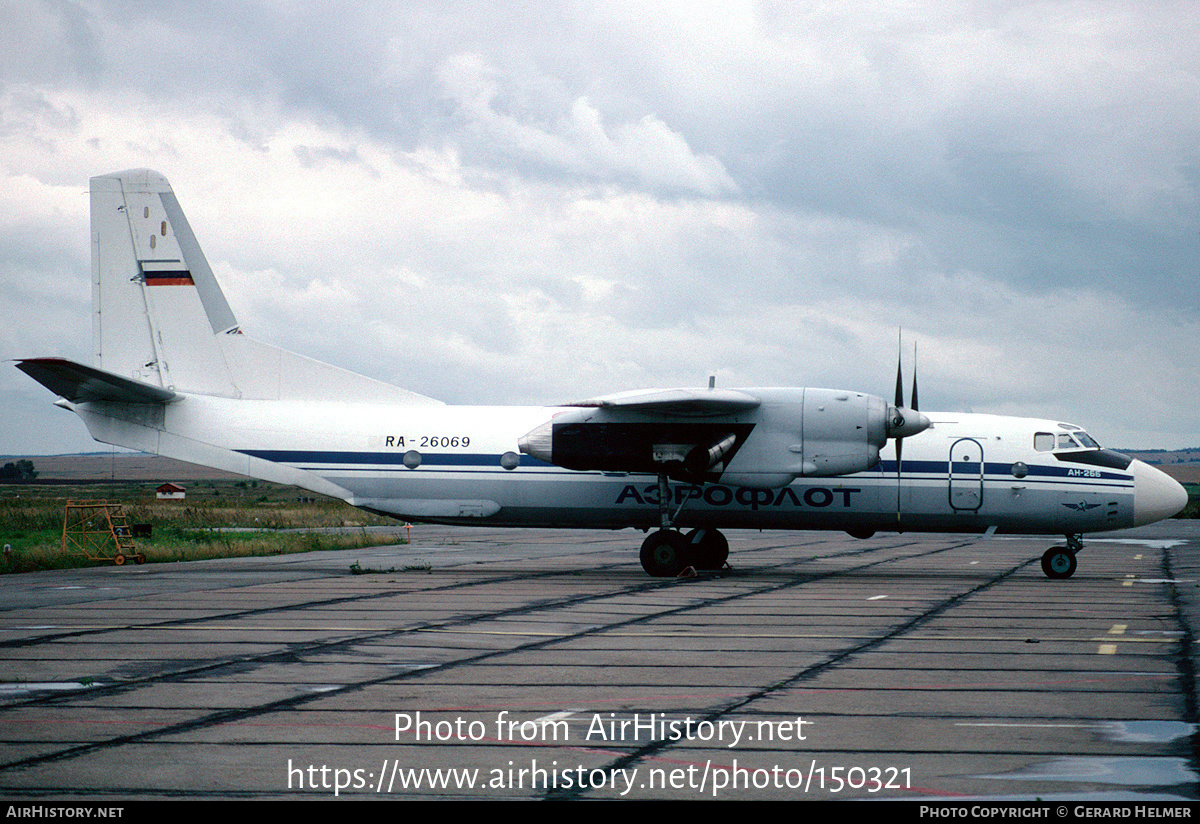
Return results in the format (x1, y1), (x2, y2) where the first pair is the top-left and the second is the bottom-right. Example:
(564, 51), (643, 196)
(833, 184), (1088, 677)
(0, 460), (37, 481)
(0, 478), (124, 485)
(1122, 447), (1200, 455)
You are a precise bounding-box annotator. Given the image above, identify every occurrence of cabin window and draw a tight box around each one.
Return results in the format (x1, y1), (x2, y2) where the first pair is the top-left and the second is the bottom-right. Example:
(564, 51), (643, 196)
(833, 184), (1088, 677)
(1058, 434), (1080, 449)
(1034, 433), (1054, 451)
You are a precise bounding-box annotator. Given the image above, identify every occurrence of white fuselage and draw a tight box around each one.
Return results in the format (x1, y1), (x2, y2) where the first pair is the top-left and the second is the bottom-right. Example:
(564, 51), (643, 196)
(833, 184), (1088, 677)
(72, 394), (1182, 537)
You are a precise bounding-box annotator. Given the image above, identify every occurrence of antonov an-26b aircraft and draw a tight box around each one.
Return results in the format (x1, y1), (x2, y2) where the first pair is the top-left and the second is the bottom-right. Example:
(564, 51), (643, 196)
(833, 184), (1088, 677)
(18, 170), (1188, 578)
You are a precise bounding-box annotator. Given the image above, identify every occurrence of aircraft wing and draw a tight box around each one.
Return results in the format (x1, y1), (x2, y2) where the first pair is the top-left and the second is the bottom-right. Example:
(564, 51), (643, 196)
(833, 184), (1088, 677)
(563, 387), (761, 416)
(16, 358), (179, 404)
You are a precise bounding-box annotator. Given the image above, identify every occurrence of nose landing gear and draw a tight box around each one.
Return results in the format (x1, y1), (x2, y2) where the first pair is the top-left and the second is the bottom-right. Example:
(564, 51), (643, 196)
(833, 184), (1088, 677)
(1041, 534), (1082, 579)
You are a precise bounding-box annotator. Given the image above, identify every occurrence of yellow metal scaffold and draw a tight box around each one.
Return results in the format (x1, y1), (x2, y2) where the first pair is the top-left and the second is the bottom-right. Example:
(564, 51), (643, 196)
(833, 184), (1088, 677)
(61, 500), (145, 565)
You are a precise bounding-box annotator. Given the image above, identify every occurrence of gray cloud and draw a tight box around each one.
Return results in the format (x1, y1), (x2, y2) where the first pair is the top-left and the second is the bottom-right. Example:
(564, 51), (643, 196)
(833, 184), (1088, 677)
(2, 0), (1198, 455)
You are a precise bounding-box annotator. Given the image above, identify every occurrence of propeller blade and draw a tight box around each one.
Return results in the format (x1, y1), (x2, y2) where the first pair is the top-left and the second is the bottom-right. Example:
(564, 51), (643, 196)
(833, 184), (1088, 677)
(886, 334), (929, 439)
(910, 341), (918, 413)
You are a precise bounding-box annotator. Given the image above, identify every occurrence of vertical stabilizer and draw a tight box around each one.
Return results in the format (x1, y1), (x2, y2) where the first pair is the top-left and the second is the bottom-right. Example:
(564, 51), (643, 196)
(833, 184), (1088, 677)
(92, 169), (240, 396)
(90, 169), (441, 405)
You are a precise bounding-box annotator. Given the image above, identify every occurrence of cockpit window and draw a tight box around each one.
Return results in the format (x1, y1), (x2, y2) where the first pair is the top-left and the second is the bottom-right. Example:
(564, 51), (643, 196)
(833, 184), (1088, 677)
(1044, 425), (1127, 469)
(1036, 431), (1099, 450)
(1037, 430), (1101, 452)
(1055, 448), (1133, 470)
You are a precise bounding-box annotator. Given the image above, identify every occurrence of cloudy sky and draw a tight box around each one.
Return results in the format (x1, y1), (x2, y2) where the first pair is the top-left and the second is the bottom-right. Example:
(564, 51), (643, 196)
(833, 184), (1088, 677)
(2, 0), (1197, 456)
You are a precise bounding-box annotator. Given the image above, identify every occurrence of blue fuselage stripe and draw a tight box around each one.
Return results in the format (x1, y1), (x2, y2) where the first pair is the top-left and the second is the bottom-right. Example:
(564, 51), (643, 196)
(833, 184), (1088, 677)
(236, 449), (1131, 486)
(237, 449), (552, 468)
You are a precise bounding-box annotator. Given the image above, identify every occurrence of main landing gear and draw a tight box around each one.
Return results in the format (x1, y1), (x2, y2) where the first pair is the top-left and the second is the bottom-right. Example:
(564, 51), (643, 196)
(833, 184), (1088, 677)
(638, 471), (730, 577)
(640, 528), (730, 577)
(1040, 534), (1082, 579)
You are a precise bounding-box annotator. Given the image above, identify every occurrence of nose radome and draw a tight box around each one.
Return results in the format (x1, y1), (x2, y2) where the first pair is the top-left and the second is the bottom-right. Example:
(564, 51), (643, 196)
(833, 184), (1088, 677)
(1131, 459), (1188, 527)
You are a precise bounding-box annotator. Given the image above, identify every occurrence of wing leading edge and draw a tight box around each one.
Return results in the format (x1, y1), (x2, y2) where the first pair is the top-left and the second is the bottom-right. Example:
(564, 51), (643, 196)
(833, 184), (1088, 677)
(562, 387), (762, 416)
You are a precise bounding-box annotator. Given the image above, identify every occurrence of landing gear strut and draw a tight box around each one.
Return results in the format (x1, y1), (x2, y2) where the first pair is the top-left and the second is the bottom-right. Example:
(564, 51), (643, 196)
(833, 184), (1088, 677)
(1041, 534), (1081, 579)
(638, 473), (729, 577)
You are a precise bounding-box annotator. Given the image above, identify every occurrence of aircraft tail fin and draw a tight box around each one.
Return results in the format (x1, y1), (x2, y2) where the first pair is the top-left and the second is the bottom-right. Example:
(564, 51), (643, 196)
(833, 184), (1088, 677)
(89, 169), (440, 405)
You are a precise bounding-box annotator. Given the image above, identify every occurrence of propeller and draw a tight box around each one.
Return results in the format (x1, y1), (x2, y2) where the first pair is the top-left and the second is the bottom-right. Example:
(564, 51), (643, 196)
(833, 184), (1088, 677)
(910, 341), (918, 413)
(889, 335), (929, 529)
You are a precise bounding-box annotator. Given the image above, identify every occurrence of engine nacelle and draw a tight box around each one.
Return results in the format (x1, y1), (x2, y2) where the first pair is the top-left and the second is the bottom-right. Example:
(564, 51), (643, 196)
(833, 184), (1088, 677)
(518, 416), (757, 482)
(720, 388), (889, 488)
(518, 386), (927, 489)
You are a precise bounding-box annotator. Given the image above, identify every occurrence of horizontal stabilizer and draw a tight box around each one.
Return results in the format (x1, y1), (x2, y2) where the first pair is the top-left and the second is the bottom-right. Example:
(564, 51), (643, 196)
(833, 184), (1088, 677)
(16, 358), (178, 404)
(564, 387), (761, 416)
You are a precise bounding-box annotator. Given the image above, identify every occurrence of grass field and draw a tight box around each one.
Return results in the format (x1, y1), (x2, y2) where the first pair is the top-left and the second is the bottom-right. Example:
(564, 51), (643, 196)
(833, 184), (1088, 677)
(0, 478), (405, 574)
(1183, 484), (1200, 519)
